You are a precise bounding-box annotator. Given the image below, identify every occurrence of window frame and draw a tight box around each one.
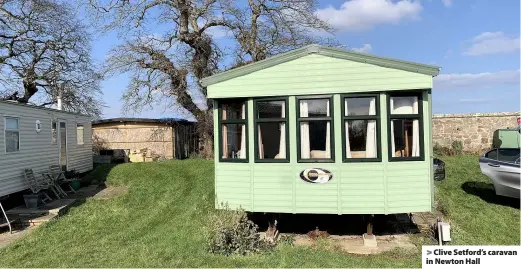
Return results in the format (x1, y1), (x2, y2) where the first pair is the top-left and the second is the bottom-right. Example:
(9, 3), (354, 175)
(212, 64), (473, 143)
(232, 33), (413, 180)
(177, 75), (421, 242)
(76, 123), (85, 145)
(296, 95), (335, 163)
(387, 91), (425, 162)
(254, 97), (290, 163)
(217, 99), (249, 163)
(4, 117), (20, 153)
(484, 148), (498, 160)
(484, 148), (521, 165)
(341, 93), (382, 163)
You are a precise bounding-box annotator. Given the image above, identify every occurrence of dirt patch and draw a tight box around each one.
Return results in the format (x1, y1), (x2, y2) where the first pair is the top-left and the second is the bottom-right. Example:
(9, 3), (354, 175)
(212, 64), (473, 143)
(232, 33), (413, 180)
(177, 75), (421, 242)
(307, 228), (329, 239)
(0, 228), (32, 249)
(92, 186), (128, 200)
(292, 233), (417, 255)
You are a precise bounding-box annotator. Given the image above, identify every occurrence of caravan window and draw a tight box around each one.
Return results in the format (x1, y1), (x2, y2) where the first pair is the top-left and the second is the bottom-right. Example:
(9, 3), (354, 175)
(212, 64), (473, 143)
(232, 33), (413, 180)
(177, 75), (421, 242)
(5, 117), (20, 153)
(219, 100), (248, 162)
(297, 96), (334, 162)
(388, 93), (424, 161)
(77, 124), (84, 145)
(342, 94), (380, 162)
(254, 98), (289, 162)
(52, 121), (57, 144)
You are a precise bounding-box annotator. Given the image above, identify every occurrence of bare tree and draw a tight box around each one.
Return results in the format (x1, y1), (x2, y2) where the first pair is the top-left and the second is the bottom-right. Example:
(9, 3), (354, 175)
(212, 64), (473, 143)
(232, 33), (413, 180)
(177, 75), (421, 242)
(88, 0), (333, 157)
(0, 0), (103, 116)
(224, 0), (334, 64)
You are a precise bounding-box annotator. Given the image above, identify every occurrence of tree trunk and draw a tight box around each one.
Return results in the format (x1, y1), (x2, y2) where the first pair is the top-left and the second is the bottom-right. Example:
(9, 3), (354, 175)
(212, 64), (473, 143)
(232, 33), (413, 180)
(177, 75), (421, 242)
(199, 125), (214, 159)
(19, 77), (38, 103)
(194, 109), (214, 159)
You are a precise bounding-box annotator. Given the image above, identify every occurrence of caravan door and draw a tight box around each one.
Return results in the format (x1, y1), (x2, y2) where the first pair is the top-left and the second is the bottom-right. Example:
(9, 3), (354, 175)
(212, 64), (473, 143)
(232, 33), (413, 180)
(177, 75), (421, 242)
(58, 121), (68, 170)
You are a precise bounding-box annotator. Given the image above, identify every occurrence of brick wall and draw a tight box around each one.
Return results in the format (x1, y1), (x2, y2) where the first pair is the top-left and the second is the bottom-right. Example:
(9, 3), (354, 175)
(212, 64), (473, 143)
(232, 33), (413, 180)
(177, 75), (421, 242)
(432, 112), (519, 152)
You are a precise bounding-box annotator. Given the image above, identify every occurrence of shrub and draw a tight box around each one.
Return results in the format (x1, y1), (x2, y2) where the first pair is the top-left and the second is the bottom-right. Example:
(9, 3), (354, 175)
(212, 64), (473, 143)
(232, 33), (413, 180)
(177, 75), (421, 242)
(205, 206), (273, 255)
(451, 140), (463, 155)
(189, 151), (207, 159)
(433, 140), (464, 157)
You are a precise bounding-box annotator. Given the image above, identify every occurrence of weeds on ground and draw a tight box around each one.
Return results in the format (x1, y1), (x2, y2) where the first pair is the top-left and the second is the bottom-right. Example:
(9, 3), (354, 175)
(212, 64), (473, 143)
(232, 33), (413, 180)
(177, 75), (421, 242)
(278, 234), (296, 245)
(205, 205), (273, 256)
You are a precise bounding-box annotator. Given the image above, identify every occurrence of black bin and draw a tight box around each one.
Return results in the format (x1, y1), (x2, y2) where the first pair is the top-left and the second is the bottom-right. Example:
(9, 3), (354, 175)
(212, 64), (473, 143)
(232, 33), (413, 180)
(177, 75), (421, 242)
(23, 194), (44, 209)
(433, 158), (446, 181)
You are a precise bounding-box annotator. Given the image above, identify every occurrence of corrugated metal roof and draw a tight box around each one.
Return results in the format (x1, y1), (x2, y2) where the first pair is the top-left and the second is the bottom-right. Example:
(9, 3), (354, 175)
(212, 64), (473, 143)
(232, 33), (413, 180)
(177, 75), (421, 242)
(92, 117), (194, 125)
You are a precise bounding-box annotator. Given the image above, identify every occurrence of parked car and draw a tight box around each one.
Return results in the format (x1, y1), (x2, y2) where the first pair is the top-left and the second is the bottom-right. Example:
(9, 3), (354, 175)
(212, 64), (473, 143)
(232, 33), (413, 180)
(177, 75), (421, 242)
(479, 148), (520, 199)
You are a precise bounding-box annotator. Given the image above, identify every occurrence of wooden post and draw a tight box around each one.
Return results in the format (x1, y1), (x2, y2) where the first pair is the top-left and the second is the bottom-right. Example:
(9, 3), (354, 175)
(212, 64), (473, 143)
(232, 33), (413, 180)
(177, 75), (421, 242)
(362, 214), (377, 247)
(366, 214), (374, 236)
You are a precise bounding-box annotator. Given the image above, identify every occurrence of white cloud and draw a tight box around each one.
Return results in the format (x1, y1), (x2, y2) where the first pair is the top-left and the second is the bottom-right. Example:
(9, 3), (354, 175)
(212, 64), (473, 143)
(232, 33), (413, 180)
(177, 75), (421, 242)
(463, 32), (520, 56)
(197, 17), (230, 39)
(434, 70), (520, 89)
(315, 0), (423, 31)
(205, 26), (230, 39)
(441, 0), (453, 7)
(351, 44), (372, 53)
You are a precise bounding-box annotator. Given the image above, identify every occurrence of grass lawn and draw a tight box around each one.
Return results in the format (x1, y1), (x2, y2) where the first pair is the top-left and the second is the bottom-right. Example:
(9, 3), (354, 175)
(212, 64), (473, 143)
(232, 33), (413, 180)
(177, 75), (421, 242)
(0, 156), (518, 267)
(435, 156), (519, 245)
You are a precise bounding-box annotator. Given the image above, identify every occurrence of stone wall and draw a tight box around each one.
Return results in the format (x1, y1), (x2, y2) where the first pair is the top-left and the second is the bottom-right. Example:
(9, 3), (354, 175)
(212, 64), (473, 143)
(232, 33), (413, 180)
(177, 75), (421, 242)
(432, 112), (519, 152)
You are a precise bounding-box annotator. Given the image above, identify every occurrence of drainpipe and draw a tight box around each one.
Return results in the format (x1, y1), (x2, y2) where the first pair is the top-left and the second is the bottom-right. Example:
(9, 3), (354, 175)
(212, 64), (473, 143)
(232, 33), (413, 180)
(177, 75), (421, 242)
(57, 97), (62, 110)
(57, 94), (62, 110)
(57, 85), (63, 110)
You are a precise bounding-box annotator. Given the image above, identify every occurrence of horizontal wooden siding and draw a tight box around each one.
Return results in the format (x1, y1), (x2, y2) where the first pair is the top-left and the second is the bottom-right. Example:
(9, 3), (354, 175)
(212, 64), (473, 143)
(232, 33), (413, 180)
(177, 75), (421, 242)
(208, 54), (432, 99)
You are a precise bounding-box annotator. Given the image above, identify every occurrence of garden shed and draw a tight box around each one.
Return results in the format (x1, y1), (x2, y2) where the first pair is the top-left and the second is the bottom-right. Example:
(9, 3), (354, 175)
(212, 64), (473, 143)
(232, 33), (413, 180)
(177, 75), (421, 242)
(201, 44), (440, 215)
(92, 118), (198, 161)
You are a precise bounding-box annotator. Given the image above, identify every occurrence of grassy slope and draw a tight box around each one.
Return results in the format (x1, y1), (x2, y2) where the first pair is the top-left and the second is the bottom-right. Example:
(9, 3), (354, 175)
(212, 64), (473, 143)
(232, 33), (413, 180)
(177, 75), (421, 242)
(435, 156), (520, 245)
(0, 157), (518, 267)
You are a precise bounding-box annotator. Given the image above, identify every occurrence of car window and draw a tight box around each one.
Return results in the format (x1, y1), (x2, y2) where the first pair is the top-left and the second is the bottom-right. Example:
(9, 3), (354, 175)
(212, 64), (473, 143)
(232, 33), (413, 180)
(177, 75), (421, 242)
(485, 149), (498, 160)
(497, 148), (520, 163)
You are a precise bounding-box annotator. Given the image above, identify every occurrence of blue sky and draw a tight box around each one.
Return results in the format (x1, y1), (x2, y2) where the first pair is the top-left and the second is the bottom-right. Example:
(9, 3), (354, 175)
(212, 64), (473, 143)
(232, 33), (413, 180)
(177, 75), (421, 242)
(92, 0), (520, 119)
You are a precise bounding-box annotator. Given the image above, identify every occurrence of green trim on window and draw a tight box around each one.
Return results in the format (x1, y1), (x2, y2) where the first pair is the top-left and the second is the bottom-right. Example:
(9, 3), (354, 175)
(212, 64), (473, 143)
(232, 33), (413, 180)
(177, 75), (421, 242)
(386, 91), (425, 162)
(217, 99), (249, 163)
(341, 93), (382, 163)
(253, 97), (290, 163)
(296, 95), (335, 163)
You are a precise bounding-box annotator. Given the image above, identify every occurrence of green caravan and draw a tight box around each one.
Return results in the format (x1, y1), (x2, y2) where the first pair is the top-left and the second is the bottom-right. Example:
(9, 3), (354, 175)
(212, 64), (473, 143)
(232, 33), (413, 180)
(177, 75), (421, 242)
(201, 44), (440, 215)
